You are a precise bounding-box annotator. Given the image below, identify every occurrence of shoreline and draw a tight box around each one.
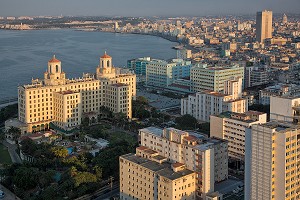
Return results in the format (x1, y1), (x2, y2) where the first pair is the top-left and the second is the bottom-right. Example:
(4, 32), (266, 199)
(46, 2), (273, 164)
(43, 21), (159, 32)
(0, 27), (199, 52)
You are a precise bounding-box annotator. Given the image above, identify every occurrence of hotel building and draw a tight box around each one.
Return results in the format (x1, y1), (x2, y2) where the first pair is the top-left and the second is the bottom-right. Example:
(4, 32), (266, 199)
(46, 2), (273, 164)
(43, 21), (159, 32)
(138, 127), (228, 199)
(14, 53), (136, 133)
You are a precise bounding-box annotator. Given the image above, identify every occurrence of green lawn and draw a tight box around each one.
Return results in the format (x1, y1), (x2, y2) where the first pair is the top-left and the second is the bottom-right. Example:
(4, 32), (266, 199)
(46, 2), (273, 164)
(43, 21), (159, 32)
(0, 143), (12, 164)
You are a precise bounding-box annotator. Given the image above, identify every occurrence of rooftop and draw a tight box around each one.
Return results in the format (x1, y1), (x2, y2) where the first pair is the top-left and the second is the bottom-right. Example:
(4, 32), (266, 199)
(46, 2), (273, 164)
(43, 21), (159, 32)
(139, 127), (163, 137)
(121, 153), (194, 181)
(48, 55), (61, 63)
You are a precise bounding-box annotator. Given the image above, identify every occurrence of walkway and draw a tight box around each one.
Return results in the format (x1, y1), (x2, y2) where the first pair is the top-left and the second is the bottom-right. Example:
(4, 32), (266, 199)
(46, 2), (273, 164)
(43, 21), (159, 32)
(2, 141), (22, 164)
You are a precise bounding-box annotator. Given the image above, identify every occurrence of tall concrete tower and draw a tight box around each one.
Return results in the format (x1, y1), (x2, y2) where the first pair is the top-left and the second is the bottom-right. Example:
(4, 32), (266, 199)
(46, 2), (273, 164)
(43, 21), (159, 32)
(256, 10), (273, 43)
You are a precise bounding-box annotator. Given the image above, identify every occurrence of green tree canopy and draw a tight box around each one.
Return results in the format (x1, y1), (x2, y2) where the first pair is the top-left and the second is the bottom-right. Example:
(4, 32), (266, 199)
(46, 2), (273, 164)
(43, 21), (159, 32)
(175, 114), (198, 130)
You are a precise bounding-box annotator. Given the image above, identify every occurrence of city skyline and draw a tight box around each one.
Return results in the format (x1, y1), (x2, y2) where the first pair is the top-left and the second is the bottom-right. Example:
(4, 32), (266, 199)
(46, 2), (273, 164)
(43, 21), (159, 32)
(1, 0), (300, 17)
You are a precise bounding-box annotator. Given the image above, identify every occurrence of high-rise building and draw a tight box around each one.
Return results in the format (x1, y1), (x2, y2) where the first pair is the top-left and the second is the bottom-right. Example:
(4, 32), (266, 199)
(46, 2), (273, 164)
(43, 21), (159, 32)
(12, 53), (136, 133)
(245, 121), (300, 200)
(210, 111), (267, 160)
(138, 127), (229, 199)
(256, 10), (273, 43)
(282, 14), (288, 24)
(182, 78), (248, 122)
(190, 64), (244, 93)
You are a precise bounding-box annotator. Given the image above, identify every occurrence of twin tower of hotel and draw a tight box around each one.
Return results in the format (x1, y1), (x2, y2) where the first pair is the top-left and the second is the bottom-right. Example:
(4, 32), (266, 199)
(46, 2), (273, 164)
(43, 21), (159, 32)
(16, 52), (136, 133)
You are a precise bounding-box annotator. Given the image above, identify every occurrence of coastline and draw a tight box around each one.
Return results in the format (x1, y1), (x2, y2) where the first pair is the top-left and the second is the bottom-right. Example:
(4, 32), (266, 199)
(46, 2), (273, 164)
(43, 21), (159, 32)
(0, 27), (199, 51)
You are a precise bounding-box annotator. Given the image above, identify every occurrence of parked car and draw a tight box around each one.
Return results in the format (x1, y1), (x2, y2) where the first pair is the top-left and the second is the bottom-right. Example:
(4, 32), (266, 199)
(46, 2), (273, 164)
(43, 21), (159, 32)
(0, 190), (4, 199)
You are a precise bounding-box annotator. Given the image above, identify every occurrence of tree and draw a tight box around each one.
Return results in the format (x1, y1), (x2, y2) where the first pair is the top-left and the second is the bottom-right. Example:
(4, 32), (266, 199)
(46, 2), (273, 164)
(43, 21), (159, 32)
(13, 167), (39, 190)
(7, 127), (21, 142)
(73, 172), (97, 187)
(175, 114), (198, 130)
(136, 96), (148, 105)
(51, 146), (69, 159)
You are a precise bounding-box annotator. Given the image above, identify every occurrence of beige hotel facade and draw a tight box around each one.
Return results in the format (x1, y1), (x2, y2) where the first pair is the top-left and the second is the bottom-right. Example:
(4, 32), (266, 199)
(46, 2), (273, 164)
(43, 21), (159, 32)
(16, 52), (136, 133)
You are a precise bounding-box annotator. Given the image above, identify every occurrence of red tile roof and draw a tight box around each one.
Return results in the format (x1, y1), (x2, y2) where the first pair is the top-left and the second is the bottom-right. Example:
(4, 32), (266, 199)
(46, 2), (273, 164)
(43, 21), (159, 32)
(48, 55), (61, 63)
(101, 52), (112, 58)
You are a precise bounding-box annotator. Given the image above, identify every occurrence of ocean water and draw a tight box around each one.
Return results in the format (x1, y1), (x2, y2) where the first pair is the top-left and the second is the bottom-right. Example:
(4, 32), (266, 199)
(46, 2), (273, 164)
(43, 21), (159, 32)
(0, 29), (176, 99)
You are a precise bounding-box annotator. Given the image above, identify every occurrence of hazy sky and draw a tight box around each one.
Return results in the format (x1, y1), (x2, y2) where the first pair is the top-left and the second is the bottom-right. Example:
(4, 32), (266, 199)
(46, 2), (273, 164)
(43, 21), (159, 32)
(1, 0), (299, 17)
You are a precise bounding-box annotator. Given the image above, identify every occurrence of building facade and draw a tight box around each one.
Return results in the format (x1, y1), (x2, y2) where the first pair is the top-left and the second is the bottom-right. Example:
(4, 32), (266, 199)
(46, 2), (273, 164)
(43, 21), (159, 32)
(181, 78), (247, 122)
(139, 127), (228, 199)
(190, 64), (244, 93)
(16, 53), (136, 133)
(270, 96), (300, 123)
(120, 150), (196, 200)
(127, 57), (151, 76)
(256, 10), (273, 43)
(210, 111), (267, 160)
(146, 59), (192, 88)
(245, 121), (300, 200)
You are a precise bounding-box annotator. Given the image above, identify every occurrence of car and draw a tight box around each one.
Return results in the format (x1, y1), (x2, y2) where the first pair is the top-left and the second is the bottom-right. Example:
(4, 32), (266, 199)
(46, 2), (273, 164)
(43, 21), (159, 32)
(0, 190), (4, 199)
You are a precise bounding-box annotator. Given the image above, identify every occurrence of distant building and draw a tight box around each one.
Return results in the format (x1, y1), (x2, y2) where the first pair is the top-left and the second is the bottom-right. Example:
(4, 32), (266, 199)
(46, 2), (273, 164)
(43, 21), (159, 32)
(127, 57), (151, 76)
(256, 10), (273, 43)
(210, 111), (267, 160)
(259, 84), (300, 105)
(182, 78), (247, 122)
(146, 59), (192, 88)
(190, 63), (244, 93)
(282, 13), (288, 24)
(250, 68), (269, 87)
(177, 48), (192, 59)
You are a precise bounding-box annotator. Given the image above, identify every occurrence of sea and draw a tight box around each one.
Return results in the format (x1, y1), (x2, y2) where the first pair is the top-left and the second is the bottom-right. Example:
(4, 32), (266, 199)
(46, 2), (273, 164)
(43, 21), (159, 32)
(0, 29), (177, 100)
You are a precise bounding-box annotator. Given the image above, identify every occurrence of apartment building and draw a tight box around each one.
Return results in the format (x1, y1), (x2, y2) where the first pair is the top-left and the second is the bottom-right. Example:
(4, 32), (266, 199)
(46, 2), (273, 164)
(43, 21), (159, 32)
(259, 84), (300, 105)
(210, 111), (267, 160)
(270, 96), (300, 123)
(245, 121), (300, 200)
(14, 53), (136, 133)
(146, 59), (192, 88)
(190, 64), (244, 93)
(181, 78), (247, 122)
(138, 127), (228, 199)
(120, 148), (196, 200)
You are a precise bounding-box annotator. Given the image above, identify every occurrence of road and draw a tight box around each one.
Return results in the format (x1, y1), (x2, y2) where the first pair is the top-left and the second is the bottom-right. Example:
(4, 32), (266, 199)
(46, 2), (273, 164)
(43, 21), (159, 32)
(2, 141), (22, 163)
(93, 188), (119, 200)
(0, 184), (20, 200)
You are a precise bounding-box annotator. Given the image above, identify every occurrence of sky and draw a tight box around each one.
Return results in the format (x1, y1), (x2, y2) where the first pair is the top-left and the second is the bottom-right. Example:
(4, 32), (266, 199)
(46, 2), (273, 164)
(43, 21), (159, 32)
(1, 0), (300, 17)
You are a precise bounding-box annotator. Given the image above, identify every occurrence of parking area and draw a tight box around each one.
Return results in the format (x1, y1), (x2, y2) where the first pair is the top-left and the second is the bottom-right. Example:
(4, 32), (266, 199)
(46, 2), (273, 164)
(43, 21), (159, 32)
(137, 90), (181, 110)
(215, 178), (244, 195)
